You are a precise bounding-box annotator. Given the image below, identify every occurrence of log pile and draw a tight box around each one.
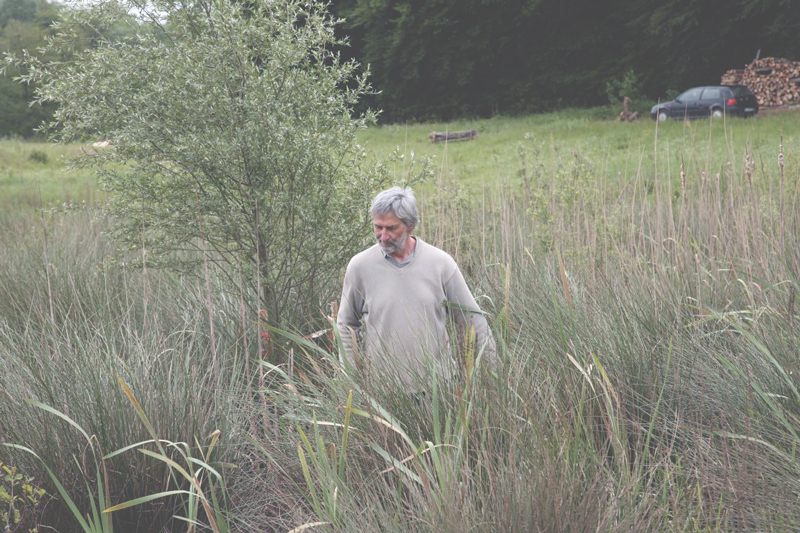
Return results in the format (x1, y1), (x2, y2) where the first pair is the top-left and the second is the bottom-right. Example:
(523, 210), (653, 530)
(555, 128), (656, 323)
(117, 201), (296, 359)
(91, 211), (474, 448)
(721, 57), (800, 107)
(428, 129), (478, 144)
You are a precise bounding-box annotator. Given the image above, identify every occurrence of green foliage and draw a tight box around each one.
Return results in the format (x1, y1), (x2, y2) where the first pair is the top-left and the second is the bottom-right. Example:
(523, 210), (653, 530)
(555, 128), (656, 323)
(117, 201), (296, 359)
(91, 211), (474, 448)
(605, 68), (646, 105)
(15, 0), (401, 329)
(333, 0), (622, 121)
(26, 149), (46, 164)
(0, 461), (44, 533)
(328, 0), (800, 122)
(0, 0), (38, 26)
(3, 0), (799, 132)
(615, 0), (800, 96)
(0, 0), (62, 138)
(2, 0), (800, 132)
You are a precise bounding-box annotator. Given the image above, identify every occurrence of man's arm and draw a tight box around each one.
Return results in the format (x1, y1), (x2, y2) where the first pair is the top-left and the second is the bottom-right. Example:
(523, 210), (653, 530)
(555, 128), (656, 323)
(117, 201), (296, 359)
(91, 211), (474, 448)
(336, 267), (363, 371)
(444, 267), (497, 364)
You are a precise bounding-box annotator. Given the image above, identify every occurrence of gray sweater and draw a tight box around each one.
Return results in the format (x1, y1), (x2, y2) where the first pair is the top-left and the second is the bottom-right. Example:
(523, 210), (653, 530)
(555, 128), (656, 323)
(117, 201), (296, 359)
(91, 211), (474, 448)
(337, 238), (495, 386)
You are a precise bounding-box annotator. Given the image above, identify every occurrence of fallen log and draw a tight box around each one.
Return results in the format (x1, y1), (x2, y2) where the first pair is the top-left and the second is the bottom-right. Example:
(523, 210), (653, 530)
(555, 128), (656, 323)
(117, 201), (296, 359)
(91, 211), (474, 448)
(428, 129), (478, 144)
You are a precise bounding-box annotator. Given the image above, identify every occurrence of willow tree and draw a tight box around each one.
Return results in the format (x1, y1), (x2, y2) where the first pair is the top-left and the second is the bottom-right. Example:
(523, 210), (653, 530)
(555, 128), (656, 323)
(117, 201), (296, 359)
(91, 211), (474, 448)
(13, 0), (393, 329)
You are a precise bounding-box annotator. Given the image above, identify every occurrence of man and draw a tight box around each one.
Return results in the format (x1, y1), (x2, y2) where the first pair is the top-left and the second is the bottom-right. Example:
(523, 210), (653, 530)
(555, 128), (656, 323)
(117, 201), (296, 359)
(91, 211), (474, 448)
(337, 186), (496, 387)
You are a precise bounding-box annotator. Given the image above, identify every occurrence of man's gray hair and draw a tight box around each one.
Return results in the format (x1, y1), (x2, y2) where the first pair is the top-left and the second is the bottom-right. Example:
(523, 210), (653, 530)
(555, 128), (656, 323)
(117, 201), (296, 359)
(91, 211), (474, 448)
(370, 186), (419, 228)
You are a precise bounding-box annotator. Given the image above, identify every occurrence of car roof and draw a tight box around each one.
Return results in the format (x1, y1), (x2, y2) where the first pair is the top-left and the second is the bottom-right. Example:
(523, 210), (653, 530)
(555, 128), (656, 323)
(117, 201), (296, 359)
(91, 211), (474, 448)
(681, 85), (739, 95)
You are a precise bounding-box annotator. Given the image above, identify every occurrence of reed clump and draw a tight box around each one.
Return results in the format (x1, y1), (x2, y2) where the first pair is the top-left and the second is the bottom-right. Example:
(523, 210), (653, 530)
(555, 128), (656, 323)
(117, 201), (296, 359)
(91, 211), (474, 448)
(1, 124), (798, 531)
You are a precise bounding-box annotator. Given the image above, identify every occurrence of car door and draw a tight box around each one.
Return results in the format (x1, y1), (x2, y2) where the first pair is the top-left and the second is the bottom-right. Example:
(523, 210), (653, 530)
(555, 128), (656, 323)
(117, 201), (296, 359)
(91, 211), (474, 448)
(698, 87), (724, 116)
(674, 87), (703, 118)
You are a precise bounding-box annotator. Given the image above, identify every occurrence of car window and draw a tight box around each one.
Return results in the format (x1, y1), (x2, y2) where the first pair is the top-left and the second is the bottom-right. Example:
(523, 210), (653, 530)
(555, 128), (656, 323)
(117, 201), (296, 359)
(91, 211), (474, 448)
(701, 88), (722, 100)
(677, 88), (703, 102)
(729, 86), (754, 98)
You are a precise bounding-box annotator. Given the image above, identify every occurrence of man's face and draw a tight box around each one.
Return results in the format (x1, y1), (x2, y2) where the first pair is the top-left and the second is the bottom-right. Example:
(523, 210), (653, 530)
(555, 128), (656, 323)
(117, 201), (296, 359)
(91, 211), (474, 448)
(373, 212), (410, 255)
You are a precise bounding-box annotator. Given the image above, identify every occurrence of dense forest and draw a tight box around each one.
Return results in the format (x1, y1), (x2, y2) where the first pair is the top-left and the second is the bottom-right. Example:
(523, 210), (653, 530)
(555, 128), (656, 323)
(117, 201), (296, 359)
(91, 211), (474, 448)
(2, 0), (799, 134)
(0, 0), (60, 137)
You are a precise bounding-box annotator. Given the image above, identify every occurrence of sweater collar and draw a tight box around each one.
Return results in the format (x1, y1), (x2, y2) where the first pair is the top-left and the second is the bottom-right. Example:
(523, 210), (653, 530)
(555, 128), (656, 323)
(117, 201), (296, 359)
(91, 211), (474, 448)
(381, 236), (418, 267)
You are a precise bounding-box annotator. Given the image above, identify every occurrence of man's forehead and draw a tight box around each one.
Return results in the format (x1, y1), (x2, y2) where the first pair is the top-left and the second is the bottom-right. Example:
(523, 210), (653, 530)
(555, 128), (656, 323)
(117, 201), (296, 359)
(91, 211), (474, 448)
(372, 212), (403, 226)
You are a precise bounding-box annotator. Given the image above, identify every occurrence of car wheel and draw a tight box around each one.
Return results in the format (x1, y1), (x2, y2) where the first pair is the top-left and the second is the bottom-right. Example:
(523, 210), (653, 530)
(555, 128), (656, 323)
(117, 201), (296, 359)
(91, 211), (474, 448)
(711, 108), (723, 118)
(657, 111), (668, 122)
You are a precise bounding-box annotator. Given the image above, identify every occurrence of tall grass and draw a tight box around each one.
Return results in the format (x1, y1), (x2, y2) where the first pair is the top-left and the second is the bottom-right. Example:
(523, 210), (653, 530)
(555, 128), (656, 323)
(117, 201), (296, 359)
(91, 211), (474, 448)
(236, 118), (800, 531)
(0, 210), (248, 530)
(1, 112), (799, 531)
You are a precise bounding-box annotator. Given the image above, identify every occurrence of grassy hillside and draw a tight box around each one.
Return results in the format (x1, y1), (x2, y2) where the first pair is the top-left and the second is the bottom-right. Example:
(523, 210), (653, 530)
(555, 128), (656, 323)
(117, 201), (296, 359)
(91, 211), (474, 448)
(360, 108), (800, 192)
(1, 109), (799, 532)
(2, 107), (799, 208)
(0, 139), (99, 211)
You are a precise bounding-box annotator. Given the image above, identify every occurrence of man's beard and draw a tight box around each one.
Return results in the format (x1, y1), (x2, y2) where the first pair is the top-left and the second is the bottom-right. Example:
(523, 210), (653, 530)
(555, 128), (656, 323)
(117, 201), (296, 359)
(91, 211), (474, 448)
(377, 229), (409, 255)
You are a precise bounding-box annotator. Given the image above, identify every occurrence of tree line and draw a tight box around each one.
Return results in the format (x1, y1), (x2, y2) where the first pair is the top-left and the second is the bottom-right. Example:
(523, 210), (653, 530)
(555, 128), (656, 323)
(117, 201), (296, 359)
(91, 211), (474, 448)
(0, 0), (60, 137)
(328, 0), (800, 121)
(0, 0), (140, 138)
(2, 0), (799, 135)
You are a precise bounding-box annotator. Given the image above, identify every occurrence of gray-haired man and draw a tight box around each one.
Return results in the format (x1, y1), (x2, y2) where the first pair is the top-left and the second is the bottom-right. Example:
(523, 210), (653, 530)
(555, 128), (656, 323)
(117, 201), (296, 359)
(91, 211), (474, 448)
(336, 186), (496, 387)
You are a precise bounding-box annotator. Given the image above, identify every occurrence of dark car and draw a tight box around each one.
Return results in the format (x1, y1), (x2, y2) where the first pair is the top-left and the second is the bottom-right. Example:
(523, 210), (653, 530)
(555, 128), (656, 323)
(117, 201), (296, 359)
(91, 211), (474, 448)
(650, 85), (759, 121)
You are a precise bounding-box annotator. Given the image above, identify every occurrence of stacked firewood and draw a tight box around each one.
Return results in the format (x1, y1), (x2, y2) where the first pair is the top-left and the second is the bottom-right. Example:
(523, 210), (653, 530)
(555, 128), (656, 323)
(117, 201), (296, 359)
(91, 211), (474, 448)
(721, 70), (744, 85)
(721, 57), (800, 106)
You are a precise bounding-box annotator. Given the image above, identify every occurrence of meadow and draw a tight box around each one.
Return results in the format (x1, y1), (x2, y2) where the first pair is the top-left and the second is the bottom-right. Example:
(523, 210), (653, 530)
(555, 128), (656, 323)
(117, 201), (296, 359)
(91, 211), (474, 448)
(1, 107), (799, 532)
